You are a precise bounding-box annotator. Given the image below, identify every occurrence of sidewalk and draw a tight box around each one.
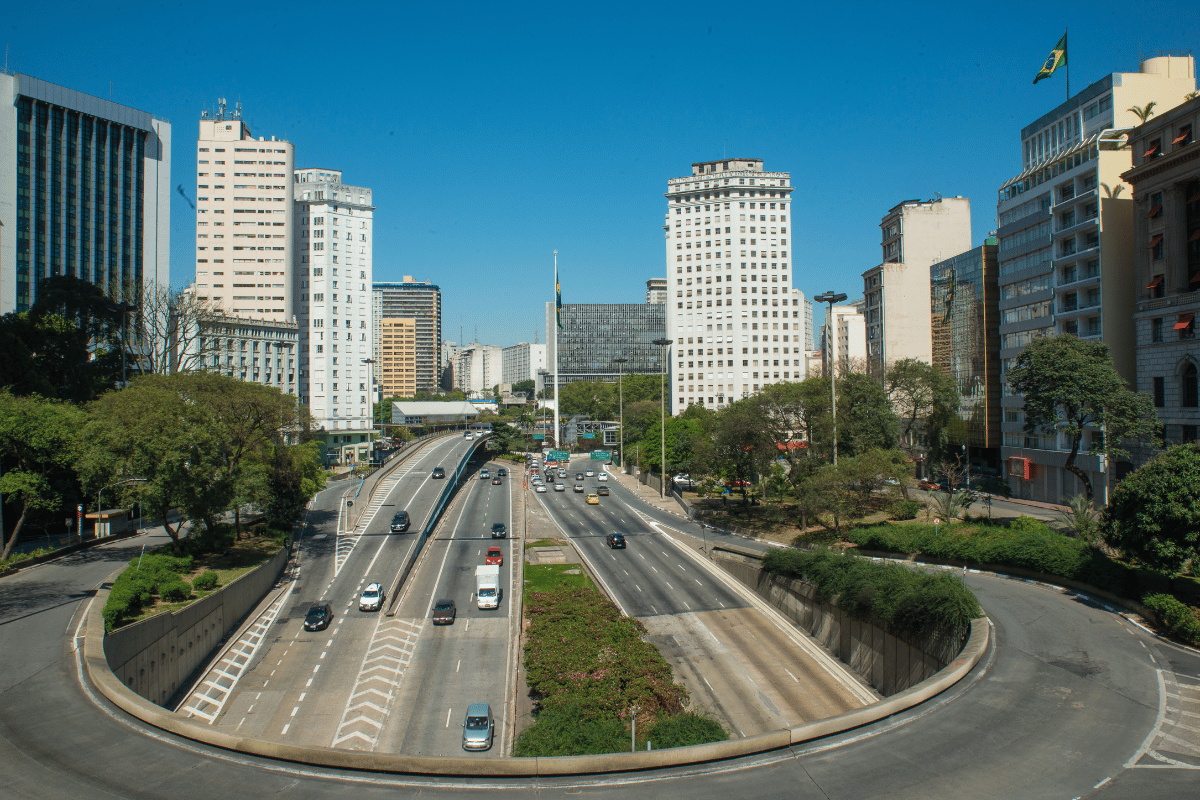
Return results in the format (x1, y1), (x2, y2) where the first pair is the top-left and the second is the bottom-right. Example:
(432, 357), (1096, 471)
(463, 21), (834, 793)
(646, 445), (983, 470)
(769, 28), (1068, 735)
(600, 464), (686, 517)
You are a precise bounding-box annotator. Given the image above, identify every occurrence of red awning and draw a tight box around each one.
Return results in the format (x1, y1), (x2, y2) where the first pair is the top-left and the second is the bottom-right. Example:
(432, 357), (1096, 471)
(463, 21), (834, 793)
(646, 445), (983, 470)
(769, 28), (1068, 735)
(1173, 314), (1194, 330)
(1190, 229), (1200, 242)
(1191, 272), (1200, 284)
(1174, 126), (1192, 145)
(1146, 205), (1162, 218)
(1147, 234), (1164, 248)
(1146, 275), (1164, 289)
(1144, 143), (1161, 158)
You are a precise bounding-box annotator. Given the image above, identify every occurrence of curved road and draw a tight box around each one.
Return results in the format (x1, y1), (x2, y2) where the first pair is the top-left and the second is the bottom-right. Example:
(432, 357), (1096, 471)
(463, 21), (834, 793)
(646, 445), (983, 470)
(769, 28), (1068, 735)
(1, 466), (1197, 798)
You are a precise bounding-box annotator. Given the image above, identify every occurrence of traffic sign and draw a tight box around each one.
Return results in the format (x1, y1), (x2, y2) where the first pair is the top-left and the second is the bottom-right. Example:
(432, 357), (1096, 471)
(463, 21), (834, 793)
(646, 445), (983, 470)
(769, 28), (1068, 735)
(590, 450), (609, 461)
(548, 449), (569, 462)
(532, 433), (545, 440)
(580, 432), (595, 439)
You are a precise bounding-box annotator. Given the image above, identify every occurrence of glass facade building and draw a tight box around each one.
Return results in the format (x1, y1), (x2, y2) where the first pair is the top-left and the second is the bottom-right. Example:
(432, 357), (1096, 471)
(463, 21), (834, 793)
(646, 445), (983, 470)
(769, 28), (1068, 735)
(546, 302), (667, 384)
(930, 242), (1001, 458)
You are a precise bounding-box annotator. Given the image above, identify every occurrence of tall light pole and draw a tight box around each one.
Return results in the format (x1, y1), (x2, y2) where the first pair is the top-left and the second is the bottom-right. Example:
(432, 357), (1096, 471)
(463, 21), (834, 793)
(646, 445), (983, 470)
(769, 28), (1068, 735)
(109, 302), (137, 388)
(362, 358), (376, 428)
(814, 292), (847, 466)
(613, 357), (627, 471)
(653, 337), (672, 497)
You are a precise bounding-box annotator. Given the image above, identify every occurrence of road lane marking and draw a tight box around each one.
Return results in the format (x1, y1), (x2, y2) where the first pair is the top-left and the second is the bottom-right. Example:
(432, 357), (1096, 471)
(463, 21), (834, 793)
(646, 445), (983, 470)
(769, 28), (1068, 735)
(446, 708), (452, 728)
(281, 723), (290, 735)
(783, 668), (799, 683)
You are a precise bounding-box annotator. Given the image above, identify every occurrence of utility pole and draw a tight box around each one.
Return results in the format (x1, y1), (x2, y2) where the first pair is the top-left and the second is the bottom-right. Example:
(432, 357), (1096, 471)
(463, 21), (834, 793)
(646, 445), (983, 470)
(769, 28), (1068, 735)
(814, 292), (848, 466)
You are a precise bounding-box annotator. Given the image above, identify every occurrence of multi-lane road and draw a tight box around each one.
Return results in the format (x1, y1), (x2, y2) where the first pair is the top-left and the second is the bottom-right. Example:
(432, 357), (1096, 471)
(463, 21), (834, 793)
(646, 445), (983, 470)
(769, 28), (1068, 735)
(0, 446), (1198, 798)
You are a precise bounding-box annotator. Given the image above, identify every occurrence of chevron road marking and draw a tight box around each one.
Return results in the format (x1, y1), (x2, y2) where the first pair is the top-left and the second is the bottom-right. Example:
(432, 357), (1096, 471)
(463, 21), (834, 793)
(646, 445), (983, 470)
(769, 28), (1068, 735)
(330, 617), (423, 750)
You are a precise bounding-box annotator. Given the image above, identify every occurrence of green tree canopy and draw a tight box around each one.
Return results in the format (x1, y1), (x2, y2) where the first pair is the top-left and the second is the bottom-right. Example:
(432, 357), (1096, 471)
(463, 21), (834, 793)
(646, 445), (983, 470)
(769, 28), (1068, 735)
(886, 358), (959, 450)
(835, 373), (900, 458)
(1007, 335), (1158, 501)
(1104, 444), (1200, 578)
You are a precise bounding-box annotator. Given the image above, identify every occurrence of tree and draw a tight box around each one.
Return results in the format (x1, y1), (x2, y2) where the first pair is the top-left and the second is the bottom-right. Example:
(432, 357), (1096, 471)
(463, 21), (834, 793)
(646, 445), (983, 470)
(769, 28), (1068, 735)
(704, 399), (774, 502)
(557, 381), (615, 419)
(259, 440), (327, 531)
(1128, 102), (1157, 123)
(1103, 444), (1200, 581)
(835, 373), (900, 458)
(754, 380), (828, 484)
(0, 393), (85, 559)
(1007, 335), (1158, 501)
(132, 280), (221, 375)
(885, 359), (959, 450)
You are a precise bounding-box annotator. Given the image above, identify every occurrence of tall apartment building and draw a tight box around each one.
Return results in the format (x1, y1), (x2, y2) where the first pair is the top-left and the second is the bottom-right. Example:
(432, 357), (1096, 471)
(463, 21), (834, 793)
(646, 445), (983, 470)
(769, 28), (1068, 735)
(645, 278), (667, 304)
(1123, 94), (1200, 464)
(0, 73), (170, 314)
(862, 198), (972, 375)
(545, 302), (667, 387)
(372, 277), (442, 393)
(440, 339), (459, 391)
(194, 105), (294, 321)
(378, 317), (416, 399)
(502, 342), (547, 385)
(822, 304), (867, 377)
(664, 158), (799, 413)
(996, 53), (1195, 502)
(454, 343), (503, 396)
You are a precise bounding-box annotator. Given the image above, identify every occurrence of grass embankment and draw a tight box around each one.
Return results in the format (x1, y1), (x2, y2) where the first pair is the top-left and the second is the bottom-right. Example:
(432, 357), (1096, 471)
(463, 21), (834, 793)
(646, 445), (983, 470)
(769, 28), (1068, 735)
(516, 578), (727, 756)
(102, 523), (287, 631)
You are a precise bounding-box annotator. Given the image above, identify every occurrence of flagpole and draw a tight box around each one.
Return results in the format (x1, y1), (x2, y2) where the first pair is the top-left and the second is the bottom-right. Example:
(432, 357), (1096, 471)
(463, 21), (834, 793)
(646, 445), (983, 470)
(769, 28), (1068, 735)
(1065, 27), (1069, 101)
(553, 250), (560, 456)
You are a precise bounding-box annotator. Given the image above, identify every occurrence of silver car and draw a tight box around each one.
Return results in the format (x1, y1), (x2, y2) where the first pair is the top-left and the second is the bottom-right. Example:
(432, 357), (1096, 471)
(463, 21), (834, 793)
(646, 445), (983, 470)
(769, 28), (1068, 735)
(462, 702), (494, 750)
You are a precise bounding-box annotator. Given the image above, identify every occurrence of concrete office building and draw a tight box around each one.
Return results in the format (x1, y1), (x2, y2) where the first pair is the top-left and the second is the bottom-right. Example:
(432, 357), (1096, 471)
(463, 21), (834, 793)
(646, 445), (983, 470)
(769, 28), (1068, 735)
(1123, 94), (1200, 466)
(996, 53), (1195, 502)
(454, 343), (503, 397)
(372, 277), (442, 394)
(664, 158), (800, 413)
(862, 198), (972, 376)
(545, 302), (667, 387)
(194, 312), (300, 396)
(502, 342), (547, 385)
(821, 304), (867, 377)
(0, 73), (170, 314)
(645, 278), (668, 304)
(293, 167), (373, 441)
(440, 339), (460, 391)
(194, 104), (293, 321)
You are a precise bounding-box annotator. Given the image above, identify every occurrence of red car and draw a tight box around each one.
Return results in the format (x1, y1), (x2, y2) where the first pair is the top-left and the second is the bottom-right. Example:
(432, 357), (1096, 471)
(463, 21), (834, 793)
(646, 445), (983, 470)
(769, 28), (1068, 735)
(485, 547), (503, 566)
(725, 479), (751, 488)
(918, 479), (940, 491)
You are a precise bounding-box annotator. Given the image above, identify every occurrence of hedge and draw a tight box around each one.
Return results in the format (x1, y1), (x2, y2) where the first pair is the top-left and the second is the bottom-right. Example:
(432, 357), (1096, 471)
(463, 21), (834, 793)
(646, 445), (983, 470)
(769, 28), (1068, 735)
(761, 547), (981, 638)
(102, 553), (194, 631)
(193, 571), (219, 591)
(847, 518), (1136, 597)
(890, 500), (920, 520)
(1142, 593), (1200, 646)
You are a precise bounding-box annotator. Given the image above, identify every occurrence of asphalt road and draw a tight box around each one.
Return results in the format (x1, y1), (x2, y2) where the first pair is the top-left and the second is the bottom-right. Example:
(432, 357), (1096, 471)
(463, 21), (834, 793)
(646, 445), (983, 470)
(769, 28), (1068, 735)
(1, 457), (1198, 798)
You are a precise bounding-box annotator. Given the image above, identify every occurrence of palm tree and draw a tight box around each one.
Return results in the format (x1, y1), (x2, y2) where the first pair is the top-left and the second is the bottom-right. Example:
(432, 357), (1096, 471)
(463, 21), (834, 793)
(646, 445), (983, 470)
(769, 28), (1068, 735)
(1128, 102), (1157, 123)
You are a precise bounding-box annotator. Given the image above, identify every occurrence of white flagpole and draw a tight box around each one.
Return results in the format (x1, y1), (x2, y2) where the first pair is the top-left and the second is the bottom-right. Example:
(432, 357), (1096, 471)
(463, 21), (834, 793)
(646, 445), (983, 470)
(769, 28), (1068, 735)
(553, 250), (560, 456)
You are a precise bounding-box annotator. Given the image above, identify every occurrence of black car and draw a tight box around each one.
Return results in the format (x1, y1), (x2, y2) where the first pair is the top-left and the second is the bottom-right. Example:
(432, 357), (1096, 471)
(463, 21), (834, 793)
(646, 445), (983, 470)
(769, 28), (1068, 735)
(575, 473), (584, 481)
(303, 603), (333, 631)
(390, 511), (410, 533)
(606, 533), (626, 549)
(432, 466), (446, 479)
(491, 522), (506, 539)
(497, 468), (507, 477)
(597, 486), (610, 496)
(432, 598), (457, 625)
(492, 476), (502, 485)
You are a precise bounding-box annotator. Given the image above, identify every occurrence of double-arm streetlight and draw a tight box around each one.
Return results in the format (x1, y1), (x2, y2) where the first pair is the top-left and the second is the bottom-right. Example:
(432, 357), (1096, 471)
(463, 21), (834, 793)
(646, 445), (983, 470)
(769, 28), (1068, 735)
(109, 302), (138, 388)
(652, 338), (673, 497)
(813, 292), (848, 466)
(613, 357), (627, 471)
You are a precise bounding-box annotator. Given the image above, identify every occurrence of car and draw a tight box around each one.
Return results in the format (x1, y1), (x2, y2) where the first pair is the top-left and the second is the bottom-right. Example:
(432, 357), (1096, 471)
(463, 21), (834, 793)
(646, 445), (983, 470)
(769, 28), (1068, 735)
(573, 484), (584, 493)
(359, 583), (384, 612)
(491, 522), (506, 539)
(585, 469), (595, 477)
(586, 493), (599, 505)
(480, 468), (490, 479)
(432, 598), (457, 625)
(554, 483), (565, 491)
(497, 468), (507, 477)
(390, 511), (410, 533)
(485, 546), (504, 566)
(918, 479), (940, 491)
(492, 476), (502, 485)
(597, 472), (608, 481)
(432, 467), (446, 479)
(535, 484), (547, 493)
(597, 486), (609, 496)
(575, 473), (584, 481)
(461, 702), (494, 751)
(606, 533), (626, 549)
(303, 603), (333, 631)
(672, 474), (698, 490)
(725, 479), (751, 488)
(557, 469), (567, 478)
(464, 431), (472, 438)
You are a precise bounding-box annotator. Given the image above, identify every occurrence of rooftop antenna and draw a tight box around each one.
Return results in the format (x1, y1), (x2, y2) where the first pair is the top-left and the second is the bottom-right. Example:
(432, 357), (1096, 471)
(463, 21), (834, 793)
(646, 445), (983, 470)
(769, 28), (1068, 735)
(534, 326), (539, 344)
(4, 46), (9, 75)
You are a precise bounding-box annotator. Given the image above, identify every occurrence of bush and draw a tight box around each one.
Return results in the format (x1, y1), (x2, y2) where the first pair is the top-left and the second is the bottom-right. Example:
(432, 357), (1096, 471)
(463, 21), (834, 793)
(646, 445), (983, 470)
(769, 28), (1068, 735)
(645, 712), (728, 748)
(101, 551), (195, 630)
(1143, 593), (1200, 646)
(159, 580), (192, 602)
(193, 571), (219, 591)
(891, 500), (921, 520)
(512, 702), (630, 757)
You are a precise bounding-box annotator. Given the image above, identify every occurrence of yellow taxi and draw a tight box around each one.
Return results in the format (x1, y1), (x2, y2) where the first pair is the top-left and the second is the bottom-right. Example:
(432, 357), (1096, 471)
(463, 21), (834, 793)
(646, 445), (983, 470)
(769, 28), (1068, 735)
(585, 493), (599, 505)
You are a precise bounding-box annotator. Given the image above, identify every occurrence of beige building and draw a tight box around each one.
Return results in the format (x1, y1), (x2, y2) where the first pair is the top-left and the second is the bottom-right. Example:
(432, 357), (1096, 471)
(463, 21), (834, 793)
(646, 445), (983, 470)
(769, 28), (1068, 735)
(822, 304), (867, 376)
(997, 54), (1196, 503)
(379, 318), (417, 399)
(193, 103), (295, 321)
(1123, 94), (1200, 468)
(862, 197), (972, 376)
(196, 313), (299, 396)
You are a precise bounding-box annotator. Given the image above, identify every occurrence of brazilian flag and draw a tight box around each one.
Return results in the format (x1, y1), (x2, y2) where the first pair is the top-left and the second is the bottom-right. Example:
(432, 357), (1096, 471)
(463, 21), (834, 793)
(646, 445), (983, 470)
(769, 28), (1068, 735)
(555, 267), (563, 329)
(1033, 32), (1067, 84)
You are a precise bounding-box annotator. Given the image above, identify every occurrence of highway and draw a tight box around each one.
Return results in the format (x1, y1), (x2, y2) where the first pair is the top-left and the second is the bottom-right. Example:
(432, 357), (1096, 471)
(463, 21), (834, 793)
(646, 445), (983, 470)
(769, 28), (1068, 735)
(0, 452), (1198, 798)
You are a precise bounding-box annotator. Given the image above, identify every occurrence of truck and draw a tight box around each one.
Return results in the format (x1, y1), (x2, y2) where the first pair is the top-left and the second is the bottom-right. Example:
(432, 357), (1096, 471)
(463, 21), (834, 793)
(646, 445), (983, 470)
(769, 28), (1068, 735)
(475, 565), (501, 610)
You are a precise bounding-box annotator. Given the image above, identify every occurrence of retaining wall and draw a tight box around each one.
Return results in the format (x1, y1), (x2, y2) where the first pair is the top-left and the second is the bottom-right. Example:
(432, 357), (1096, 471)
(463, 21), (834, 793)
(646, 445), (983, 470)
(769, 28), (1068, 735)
(103, 546), (289, 706)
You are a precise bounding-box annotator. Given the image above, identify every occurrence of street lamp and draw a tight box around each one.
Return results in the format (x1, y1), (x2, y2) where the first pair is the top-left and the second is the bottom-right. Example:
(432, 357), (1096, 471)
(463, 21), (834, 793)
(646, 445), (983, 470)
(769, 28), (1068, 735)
(613, 357), (627, 472)
(814, 292), (848, 466)
(109, 302), (137, 388)
(362, 358), (377, 428)
(652, 337), (673, 498)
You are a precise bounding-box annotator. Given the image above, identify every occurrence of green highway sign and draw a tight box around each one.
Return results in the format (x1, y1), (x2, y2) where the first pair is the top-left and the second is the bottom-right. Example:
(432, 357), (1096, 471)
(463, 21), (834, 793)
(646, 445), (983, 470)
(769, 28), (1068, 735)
(580, 432), (595, 439)
(532, 433), (545, 440)
(590, 450), (609, 461)
(548, 450), (570, 461)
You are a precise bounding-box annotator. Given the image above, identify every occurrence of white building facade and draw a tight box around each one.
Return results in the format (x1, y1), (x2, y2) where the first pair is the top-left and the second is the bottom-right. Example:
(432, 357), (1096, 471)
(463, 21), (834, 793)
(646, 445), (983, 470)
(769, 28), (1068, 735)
(645, 278), (668, 304)
(293, 167), (374, 434)
(664, 158), (800, 413)
(455, 343), (503, 396)
(502, 342), (547, 385)
(822, 304), (867, 376)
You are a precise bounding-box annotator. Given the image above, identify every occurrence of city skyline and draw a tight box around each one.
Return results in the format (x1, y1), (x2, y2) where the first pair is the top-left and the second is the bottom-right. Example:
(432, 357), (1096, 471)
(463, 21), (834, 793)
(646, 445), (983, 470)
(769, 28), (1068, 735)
(4, 1), (1199, 346)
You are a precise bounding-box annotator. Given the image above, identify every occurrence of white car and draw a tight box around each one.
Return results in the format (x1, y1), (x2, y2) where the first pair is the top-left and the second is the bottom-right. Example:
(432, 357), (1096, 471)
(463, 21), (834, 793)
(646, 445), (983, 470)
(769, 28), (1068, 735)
(359, 582), (384, 612)
(585, 469), (595, 477)
(597, 472), (608, 481)
(553, 483), (565, 492)
(535, 484), (547, 493)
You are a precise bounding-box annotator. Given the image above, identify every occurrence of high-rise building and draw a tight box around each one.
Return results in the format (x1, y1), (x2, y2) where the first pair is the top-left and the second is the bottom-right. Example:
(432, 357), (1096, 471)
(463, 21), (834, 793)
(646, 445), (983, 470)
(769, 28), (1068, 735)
(862, 197), (972, 375)
(822, 304), (866, 377)
(996, 53), (1196, 503)
(378, 317), (416, 399)
(293, 167), (373, 438)
(664, 158), (798, 413)
(440, 339), (460, 391)
(194, 105), (294, 321)
(645, 278), (667, 304)
(372, 277), (442, 394)
(0, 73), (170, 314)
(545, 302), (666, 386)
(502, 342), (547, 385)
(454, 343), (503, 396)
(1122, 94), (1200, 467)
(194, 312), (300, 396)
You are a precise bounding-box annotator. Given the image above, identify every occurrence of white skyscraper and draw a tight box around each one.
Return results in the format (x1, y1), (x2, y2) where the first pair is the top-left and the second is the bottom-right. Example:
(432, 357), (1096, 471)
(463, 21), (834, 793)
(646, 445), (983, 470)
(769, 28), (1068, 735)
(664, 158), (798, 413)
(294, 168), (374, 439)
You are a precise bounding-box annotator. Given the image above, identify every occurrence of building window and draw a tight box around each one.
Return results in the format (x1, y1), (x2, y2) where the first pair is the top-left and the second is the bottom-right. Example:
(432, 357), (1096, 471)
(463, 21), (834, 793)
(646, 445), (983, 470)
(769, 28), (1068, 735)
(1177, 313), (1196, 340)
(1173, 124), (1193, 148)
(1144, 139), (1162, 159)
(1184, 364), (1199, 407)
(1184, 425), (1199, 443)
(1150, 235), (1164, 261)
(1153, 376), (1165, 407)
(1146, 192), (1163, 218)
(1147, 273), (1165, 298)
(1152, 317), (1164, 342)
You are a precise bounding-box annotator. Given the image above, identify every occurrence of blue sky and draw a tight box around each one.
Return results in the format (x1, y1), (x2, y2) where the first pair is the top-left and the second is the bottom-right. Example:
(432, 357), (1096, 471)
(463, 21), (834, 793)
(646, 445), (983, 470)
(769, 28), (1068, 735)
(7, 1), (1199, 346)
